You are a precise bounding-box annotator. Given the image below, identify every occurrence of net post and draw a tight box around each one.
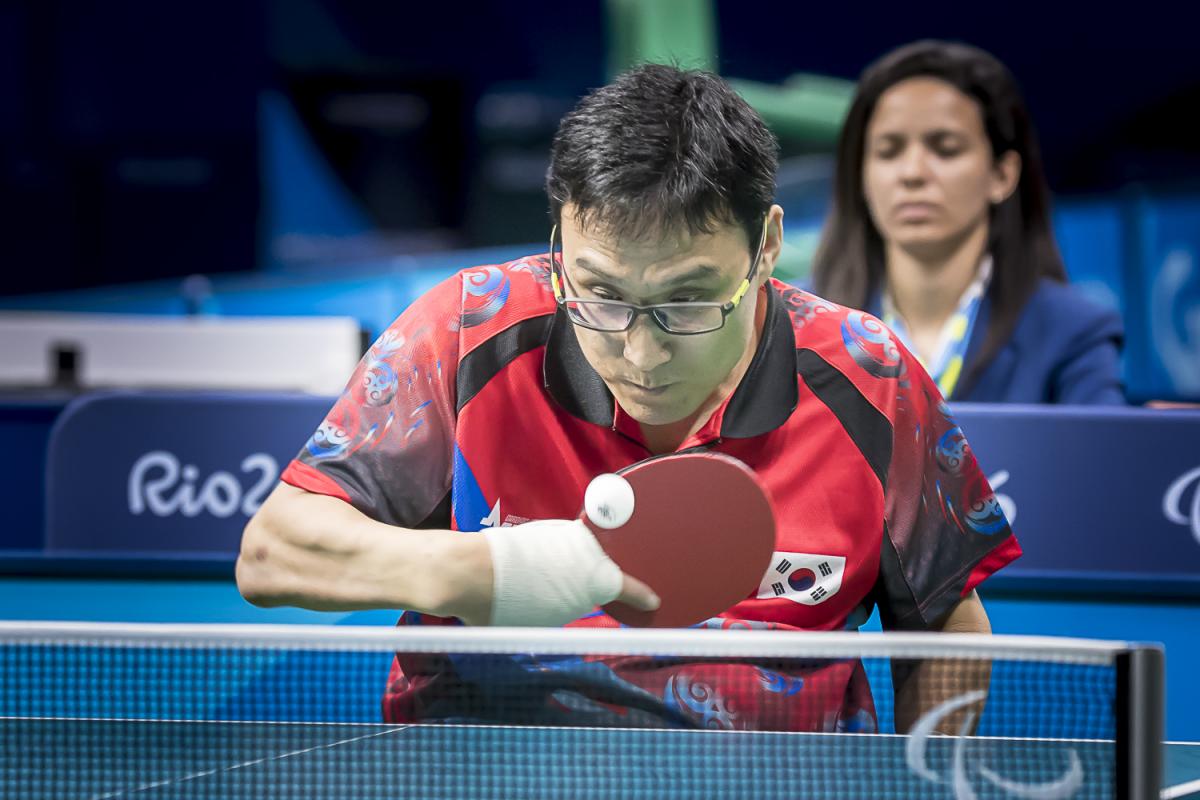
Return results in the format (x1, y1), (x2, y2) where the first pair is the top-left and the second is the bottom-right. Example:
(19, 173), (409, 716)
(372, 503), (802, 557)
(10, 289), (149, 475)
(1115, 644), (1164, 800)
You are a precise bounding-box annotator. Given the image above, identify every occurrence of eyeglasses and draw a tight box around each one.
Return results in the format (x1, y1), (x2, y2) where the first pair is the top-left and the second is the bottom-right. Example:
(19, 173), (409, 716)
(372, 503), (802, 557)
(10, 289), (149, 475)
(548, 217), (770, 335)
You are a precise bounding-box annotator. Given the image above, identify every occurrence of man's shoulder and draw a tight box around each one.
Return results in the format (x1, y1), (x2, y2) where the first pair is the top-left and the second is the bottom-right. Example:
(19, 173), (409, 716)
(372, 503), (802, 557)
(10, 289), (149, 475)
(771, 279), (928, 425)
(422, 255), (558, 350)
(459, 254), (557, 344)
(772, 279), (875, 353)
(466, 252), (555, 302)
(451, 254), (556, 309)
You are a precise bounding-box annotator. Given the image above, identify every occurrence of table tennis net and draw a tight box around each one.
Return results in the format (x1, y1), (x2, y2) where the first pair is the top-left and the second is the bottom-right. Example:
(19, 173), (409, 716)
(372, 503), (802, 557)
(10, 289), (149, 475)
(0, 623), (1162, 799)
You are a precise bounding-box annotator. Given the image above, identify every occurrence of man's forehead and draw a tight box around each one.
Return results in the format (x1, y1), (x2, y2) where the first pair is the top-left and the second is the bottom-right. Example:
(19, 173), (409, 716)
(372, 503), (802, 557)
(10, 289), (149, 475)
(569, 238), (741, 290)
(562, 211), (746, 261)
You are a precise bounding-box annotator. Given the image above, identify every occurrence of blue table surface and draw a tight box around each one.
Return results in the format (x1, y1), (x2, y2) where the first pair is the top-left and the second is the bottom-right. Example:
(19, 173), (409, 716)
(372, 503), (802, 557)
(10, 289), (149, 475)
(2, 719), (1196, 799)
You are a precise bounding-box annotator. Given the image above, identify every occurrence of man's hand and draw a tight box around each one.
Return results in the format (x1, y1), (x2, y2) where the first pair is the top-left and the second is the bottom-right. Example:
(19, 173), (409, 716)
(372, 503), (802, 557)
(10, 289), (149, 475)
(470, 519), (660, 627)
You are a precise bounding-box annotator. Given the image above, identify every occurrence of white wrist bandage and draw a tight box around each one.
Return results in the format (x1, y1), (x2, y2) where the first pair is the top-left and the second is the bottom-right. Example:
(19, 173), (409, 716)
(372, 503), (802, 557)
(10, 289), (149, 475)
(484, 519), (623, 627)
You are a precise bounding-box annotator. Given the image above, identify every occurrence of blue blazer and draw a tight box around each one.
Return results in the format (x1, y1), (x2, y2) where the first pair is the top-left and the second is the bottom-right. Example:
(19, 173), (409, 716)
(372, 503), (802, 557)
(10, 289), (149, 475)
(864, 279), (1126, 405)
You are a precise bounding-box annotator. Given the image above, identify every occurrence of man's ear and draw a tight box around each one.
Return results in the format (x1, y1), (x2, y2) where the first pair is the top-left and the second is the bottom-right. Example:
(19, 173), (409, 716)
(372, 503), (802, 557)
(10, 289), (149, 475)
(758, 204), (785, 285)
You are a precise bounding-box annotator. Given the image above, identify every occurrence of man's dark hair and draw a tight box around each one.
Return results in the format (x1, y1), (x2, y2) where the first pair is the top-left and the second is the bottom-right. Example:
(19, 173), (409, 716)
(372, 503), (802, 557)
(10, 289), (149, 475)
(547, 63), (779, 250)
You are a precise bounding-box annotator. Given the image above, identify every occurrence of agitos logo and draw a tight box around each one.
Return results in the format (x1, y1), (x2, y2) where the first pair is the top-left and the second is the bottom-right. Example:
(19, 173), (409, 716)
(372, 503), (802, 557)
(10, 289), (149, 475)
(1164, 466), (1200, 545)
(905, 691), (1084, 798)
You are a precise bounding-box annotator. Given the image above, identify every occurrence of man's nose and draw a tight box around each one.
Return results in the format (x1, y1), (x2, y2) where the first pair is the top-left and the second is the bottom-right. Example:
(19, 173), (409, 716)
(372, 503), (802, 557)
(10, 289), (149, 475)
(622, 314), (672, 372)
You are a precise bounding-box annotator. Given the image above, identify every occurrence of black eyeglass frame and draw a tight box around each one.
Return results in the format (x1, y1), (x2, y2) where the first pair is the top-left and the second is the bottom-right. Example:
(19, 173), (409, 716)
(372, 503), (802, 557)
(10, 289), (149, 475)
(548, 216), (770, 336)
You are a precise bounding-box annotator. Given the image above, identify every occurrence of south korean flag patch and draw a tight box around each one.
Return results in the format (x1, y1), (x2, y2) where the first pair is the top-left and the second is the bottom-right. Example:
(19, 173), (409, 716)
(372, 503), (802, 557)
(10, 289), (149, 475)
(757, 553), (846, 606)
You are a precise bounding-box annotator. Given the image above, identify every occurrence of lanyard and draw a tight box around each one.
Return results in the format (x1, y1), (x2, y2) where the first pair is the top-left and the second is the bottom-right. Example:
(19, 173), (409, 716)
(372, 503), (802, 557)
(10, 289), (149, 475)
(883, 256), (992, 399)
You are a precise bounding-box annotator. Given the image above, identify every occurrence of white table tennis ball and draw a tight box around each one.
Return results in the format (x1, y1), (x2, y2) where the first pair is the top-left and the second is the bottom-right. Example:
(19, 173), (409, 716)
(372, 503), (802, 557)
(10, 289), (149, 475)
(584, 473), (635, 529)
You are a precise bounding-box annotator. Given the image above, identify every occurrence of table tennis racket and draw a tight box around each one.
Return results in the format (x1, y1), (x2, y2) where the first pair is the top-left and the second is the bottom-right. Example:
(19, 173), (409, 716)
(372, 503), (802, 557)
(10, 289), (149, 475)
(579, 451), (776, 628)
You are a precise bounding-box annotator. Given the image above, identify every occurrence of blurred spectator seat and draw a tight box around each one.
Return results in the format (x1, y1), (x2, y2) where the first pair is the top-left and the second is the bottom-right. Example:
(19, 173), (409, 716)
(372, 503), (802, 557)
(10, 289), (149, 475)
(34, 391), (331, 574)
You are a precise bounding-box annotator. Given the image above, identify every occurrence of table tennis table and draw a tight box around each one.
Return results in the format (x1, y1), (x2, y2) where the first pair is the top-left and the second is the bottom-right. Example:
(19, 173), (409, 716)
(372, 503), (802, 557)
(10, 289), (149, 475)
(4, 718), (1197, 799)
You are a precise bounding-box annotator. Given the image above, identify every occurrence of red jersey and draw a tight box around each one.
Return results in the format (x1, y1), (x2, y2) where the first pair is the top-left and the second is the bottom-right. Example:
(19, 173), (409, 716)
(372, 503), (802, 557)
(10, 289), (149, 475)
(283, 254), (1020, 732)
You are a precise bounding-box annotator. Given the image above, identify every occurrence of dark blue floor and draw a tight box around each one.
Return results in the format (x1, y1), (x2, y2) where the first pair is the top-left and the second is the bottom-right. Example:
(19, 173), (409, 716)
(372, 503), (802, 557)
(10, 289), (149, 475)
(7, 719), (1196, 799)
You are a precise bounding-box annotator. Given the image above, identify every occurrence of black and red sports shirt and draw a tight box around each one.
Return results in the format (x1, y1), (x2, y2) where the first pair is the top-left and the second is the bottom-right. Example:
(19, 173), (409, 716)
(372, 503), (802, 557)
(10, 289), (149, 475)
(282, 254), (1020, 730)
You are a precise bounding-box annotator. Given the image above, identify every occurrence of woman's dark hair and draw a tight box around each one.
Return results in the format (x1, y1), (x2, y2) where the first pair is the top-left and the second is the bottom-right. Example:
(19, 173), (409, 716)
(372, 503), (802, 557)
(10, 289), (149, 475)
(812, 40), (1067, 393)
(547, 63), (779, 252)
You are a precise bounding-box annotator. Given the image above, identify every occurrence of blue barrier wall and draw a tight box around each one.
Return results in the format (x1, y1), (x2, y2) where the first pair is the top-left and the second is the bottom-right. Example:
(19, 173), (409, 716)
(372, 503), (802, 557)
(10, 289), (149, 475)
(0, 397), (68, 551)
(9, 394), (1198, 595)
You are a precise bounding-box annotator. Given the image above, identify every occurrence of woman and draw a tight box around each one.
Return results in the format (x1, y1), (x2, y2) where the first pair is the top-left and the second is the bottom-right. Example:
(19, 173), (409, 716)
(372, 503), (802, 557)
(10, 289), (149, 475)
(812, 40), (1125, 404)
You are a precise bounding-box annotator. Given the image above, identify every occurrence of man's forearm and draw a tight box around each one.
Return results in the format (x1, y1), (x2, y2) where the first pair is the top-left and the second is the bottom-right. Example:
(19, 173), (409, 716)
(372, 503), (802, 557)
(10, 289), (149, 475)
(236, 482), (493, 621)
(892, 590), (992, 734)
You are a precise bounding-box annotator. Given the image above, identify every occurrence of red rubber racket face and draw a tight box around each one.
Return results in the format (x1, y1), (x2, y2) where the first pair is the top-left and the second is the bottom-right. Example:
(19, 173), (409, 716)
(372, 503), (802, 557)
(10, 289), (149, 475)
(580, 451), (776, 628)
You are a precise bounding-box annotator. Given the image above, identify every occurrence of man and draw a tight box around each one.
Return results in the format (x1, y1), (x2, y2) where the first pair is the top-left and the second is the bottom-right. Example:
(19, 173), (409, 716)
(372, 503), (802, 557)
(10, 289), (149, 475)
(238, 64), (1019, 733)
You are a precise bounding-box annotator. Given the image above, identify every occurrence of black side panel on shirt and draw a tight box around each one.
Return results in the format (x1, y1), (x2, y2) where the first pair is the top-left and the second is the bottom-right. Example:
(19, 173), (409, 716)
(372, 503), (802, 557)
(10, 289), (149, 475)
(794, 348), (892, 487)
(457, 315), (555, 413)
(875, 521), (923, 630)
(416, 490), (453, 530)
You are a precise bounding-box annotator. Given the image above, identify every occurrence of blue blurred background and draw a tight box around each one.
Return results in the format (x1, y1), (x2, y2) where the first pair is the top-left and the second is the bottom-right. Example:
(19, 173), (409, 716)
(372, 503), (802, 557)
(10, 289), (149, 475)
(3, 0), (1199, 400)
(2, 0), (1200, 740)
